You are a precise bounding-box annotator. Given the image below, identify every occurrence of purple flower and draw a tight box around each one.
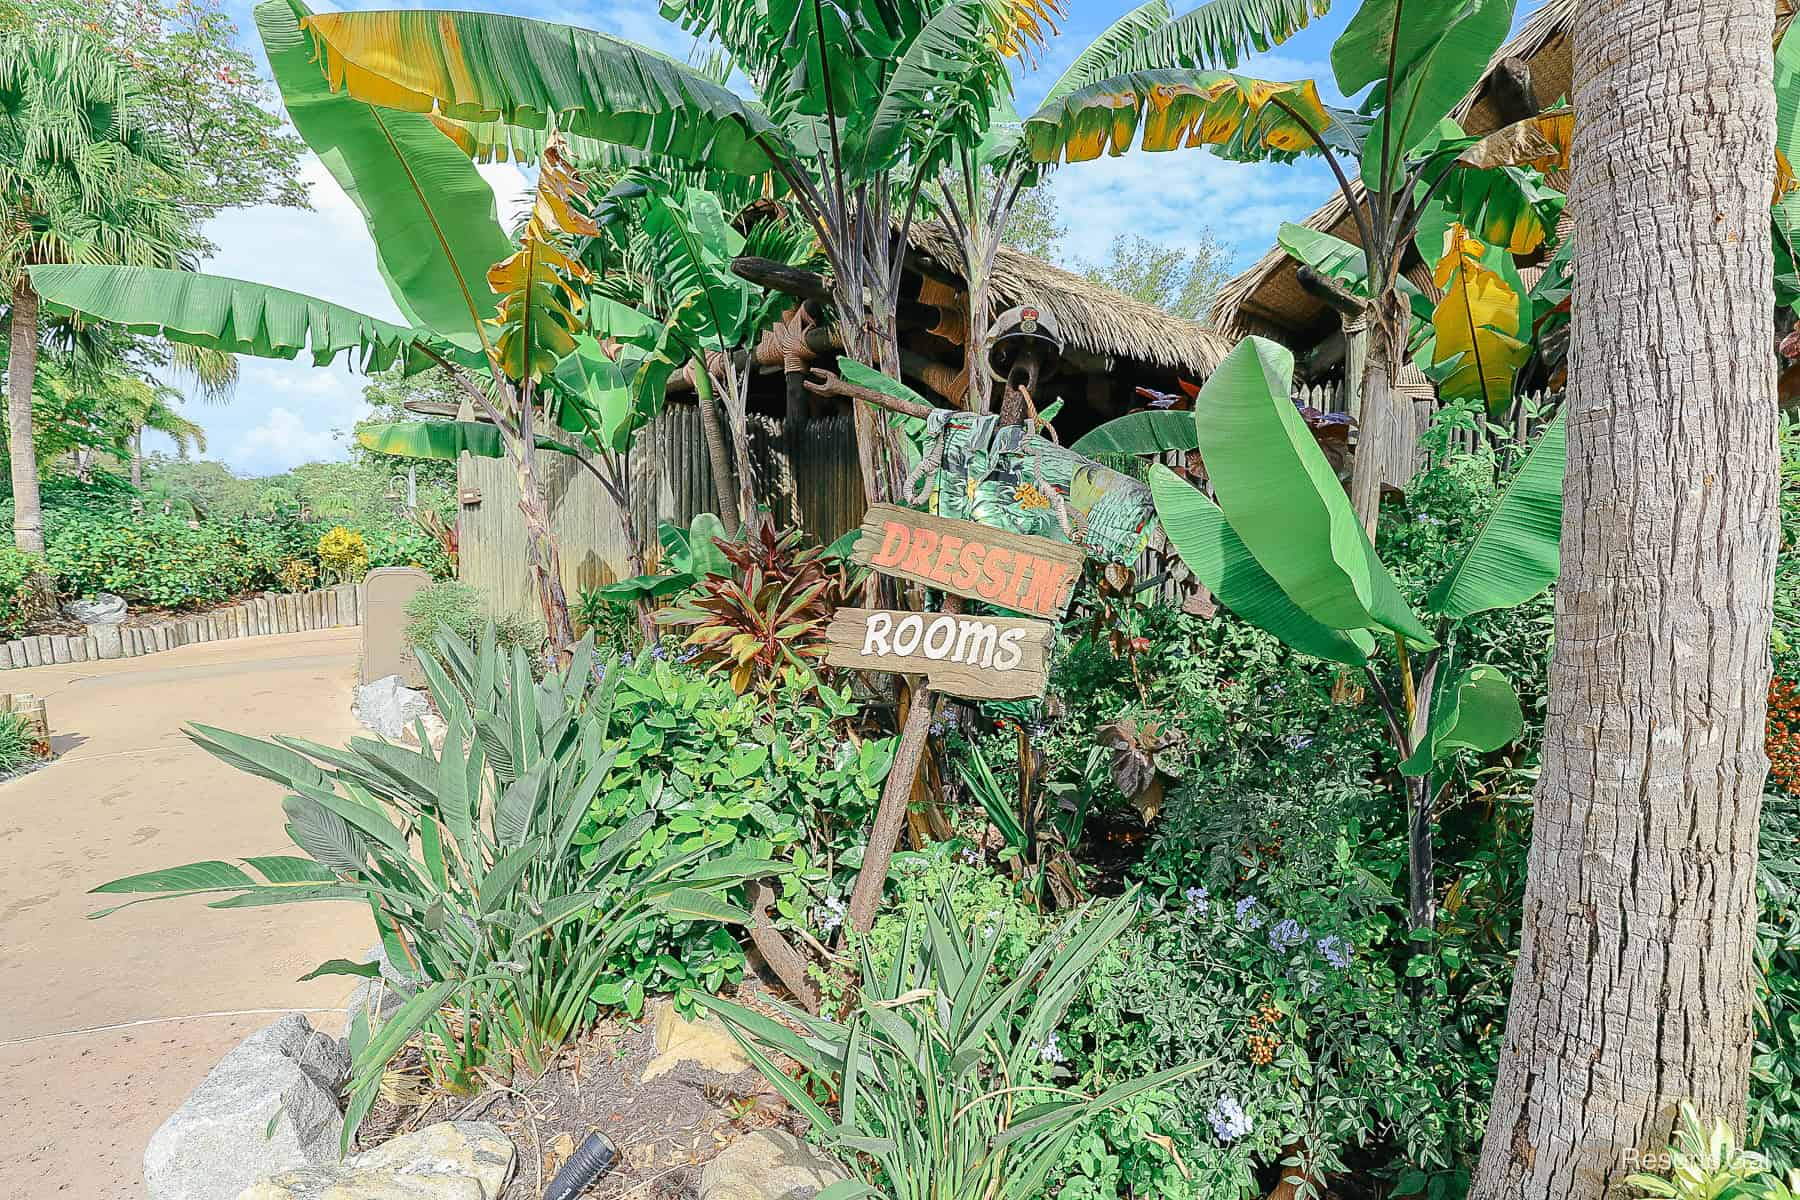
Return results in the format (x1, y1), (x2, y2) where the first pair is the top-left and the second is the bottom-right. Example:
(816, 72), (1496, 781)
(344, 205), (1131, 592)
(943, 709), (961, 730)
(1183, 885), (1209, 915)
(958, 846), (981, 866)
(1317, 934), (1351, 970)
(648, 644), (668, 660)
(1234, 896), (1264, 930)
(676, 646), (699, 664)
(1208, 1095), (1253, 1142)
(1268, 918), (1306, 951)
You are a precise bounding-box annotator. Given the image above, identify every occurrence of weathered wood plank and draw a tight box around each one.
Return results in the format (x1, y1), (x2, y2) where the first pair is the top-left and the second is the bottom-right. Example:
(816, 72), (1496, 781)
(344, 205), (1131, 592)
(824, 607), (1053, 700)
(851, 503), (1084, 618)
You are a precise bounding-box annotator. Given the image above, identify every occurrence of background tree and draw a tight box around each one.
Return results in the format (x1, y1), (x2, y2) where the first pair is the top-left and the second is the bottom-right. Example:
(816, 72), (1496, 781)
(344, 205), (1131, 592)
(1081, 231), (1230, 320)
(1471, 0), (1779, 1192)
(24, 0), (308, 215)
(1, 30), (193, 551)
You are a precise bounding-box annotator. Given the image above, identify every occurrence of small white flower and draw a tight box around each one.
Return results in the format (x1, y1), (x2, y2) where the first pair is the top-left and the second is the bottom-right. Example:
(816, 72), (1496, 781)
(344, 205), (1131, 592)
(1039, 1032), (1066, 1064)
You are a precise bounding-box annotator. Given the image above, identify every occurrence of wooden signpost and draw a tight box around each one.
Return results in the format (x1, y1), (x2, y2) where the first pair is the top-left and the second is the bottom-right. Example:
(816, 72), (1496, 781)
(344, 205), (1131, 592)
(825, 608), (1054, 700)
(826, 504), (1083, 702)
(849, 504), (1084, 620)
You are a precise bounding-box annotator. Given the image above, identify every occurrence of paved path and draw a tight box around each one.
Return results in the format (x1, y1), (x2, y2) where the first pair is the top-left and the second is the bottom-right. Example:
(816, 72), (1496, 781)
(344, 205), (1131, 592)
(0, 628), (372, 1198)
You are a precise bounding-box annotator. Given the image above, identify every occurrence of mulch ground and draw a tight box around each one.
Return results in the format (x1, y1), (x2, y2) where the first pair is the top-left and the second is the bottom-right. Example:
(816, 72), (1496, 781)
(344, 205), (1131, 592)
(355, 984), (807, 1200)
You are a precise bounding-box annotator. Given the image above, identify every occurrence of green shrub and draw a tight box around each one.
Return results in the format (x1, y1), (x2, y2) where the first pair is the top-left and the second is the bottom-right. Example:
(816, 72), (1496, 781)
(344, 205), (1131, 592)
(0, 712), (38, 774)
(0, 546), (48, 638)
(571, 656), (893, 1011)
(1755, 789), (1800, 1172)
(91, 630), (767, 1150)
(404, 581), (540, 657)
(43, 509), (293, 608)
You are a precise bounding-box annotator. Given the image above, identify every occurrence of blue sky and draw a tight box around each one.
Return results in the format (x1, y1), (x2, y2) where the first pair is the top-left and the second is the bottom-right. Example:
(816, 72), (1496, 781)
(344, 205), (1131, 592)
(155, 0), (1361, 474)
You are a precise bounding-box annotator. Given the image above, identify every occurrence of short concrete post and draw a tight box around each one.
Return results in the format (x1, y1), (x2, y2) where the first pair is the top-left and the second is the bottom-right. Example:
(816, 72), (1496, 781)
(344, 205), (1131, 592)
(359, 568), (433, 687)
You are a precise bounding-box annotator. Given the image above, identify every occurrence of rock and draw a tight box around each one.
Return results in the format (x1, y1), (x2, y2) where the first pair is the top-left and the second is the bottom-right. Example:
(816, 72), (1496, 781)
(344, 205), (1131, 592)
(399, 711), (449, 753)
(353, 675), (430, 739)
(145, 1014), (350, 1200)
(698, 1131), (847, 1200)
(66, 592), (127, 624)
(640, 1000), (752, 1082)
(237, 1122), (514, 1200)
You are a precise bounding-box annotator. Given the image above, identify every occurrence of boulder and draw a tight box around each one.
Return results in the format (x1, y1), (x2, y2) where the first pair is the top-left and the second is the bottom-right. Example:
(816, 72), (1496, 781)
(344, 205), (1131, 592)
(66, 592), (127, 624)
(237, 1122), (514, 1200)
(640, 1000), (752, 1082)
(399, 711), (449, 753)
(145, 1014), (349, 1200)
(352, 675), (430, 739)
(698, 1131), (847, 1200)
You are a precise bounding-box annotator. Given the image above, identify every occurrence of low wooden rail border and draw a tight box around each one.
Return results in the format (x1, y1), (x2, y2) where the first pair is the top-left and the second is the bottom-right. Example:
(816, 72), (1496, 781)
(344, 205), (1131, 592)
(0, 584), (362, 670)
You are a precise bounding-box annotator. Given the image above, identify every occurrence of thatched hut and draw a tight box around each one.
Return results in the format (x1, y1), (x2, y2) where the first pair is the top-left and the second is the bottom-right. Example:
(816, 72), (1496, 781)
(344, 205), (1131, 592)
(456, 230), (1230, 616)
(1209, 0), (1576, 376)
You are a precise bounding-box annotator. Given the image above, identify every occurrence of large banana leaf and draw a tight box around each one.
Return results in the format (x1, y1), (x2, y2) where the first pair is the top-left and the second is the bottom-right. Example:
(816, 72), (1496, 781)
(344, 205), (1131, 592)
(1431, 165), (1564, 257)
(639, 187), (752, 350)
(1034, 0), (1172, 112)
(1456, 108), (1572, 173)
(357, 420), (578, 461)
(296, 9), (779, 175)
(1398, 663), (1523, 775)
(1331, 0), (1516, 192)
(1277, 221), (1369, 294)
(549, 336), (672, 451)
(1024, 69), (1331, 164)
(1778, 22), (1800, 245)
(29, 264), (436, 373)
(1149, 465), (1373, 664)
(1427, 407), (1565, 618)
(257, 0), (509, 351)
(1195, 337), (1434, 645)
(1072, 410), (1198, 456)
(1424, 225), (1532, 416)
(1097, 0), (1332, 75)
(862, 0), (1007, 175)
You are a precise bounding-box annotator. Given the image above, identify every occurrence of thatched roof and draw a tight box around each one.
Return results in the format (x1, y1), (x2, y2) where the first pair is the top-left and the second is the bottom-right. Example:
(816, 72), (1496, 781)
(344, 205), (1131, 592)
(907, 223), (1235, 378)
(1209, 0), (1577, 345)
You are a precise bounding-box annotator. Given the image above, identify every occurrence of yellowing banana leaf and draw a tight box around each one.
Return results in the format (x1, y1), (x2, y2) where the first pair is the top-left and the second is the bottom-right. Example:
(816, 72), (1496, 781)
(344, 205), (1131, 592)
(1072, 410), (1198, 456)
(357, 421), (576, 460)
(1333, 0), (1516, 193)
(1426, 225), (1533, 417)
(297, 9), (778, 175)
(1024, 68), (1330, 164)
(257, 0), (509, 352)
(29, 264), (437, 374)
(1194, 337), (1434, 646)
(486, 141), (597, 382)
(1149, 465), (1373, 665)
(1427, 407), (1565, 618)
(1398, 664), (1523, 775)
(1434, 166), (1563, 256)
(1456, 107), (1572, 173)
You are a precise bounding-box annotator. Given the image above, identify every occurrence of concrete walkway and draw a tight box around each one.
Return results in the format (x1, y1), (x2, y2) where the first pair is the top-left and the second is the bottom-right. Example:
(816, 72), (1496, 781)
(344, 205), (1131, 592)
(0, 628), (372, 1198)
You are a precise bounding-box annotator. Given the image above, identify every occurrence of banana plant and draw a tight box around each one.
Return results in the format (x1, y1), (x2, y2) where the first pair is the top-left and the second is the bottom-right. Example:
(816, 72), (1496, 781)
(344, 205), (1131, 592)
(90, 629), (777, 1149)
(933, 0), (1335, 406)
(695, 884), (1203, 1200)
(1147, 336), (1564, 929)
(273, 0), (1053, 512)
(1023, 0), (1572, 531)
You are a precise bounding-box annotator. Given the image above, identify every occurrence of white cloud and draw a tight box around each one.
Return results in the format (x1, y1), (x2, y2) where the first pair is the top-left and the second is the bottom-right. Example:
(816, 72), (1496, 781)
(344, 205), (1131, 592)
(1048, 150), (1335, 268)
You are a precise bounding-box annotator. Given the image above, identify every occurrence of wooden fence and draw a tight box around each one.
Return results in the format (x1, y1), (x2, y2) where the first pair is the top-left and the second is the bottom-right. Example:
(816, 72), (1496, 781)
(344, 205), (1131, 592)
(459, 404), (865, 618)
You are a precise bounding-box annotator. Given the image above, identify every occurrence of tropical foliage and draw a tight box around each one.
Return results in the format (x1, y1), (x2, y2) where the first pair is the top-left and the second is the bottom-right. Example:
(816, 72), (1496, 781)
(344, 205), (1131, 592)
(90, 629), (771, 1145)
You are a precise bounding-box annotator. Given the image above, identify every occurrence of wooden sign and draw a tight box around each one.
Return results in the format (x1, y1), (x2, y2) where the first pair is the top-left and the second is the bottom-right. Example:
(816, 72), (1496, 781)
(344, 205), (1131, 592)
(851, 504), (1085, 619)
(824, 608), (1054, 700)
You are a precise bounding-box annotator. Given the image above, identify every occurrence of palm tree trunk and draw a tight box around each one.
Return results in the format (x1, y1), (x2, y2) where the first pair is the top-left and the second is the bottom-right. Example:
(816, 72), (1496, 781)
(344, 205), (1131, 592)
(1471, 0), (1776, 1192)
(8, 277), (45, 553)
